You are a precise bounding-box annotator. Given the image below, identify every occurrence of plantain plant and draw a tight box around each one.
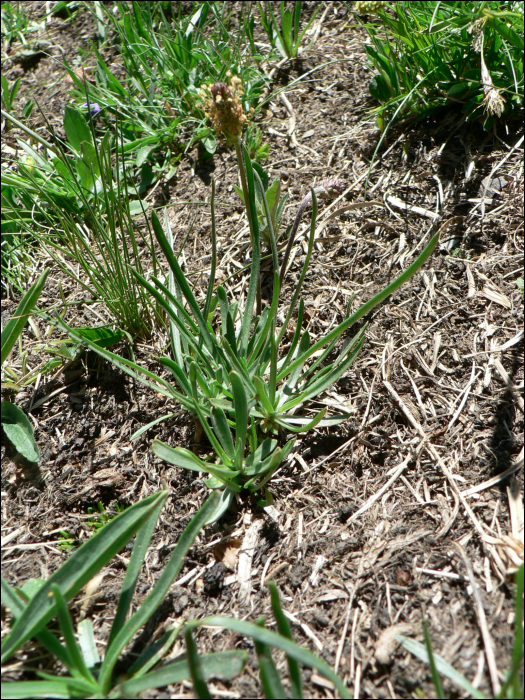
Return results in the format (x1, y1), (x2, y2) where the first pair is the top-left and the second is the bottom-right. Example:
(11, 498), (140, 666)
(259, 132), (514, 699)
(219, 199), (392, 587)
(53, 77), (440, 522)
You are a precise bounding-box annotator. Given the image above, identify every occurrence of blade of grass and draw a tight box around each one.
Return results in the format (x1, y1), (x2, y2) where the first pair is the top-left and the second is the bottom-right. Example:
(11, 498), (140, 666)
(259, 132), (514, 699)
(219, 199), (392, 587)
(106, 497), (165, 649)
(51, 585), (97, 687)
(254, 616), (287, 699)
(423, 619), (445, 699)
(278, 231), (440, 383)
(191, 616), (350, 698)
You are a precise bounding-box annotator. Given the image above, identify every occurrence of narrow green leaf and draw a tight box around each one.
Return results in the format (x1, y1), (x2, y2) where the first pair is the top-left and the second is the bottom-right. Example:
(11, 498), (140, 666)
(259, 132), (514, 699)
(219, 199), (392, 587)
(1, 269), (49, 366)
(1, 491), (167, 664)
(130, 413), (175, 441)
(152, 442), (241, 491)
(268, 582), (302, 698)
(107, 497), (165, 650)
(149, 211), (216, 356)
(118, 650), (247, 696)
(192, 616), (350, 698)
(77, 619), (100, 670)
(254, 617), (286, 699)
(185, 626), (211, 699)
(99, 492), (220, 694)
(278, 187), (316, 344)
(396, 635), (486, 699)
(230, 370), (248, 465)
(51, 585), (96, 685)
(423, 620), (445, 699)
(1, 576), (73, 672)
(240, 145), (260, 355)
(278, 231), (440, 382)
(254, 376), (275, 416)
(203, 178), (217, 321)
(0, 678), (96, 699)
(211, 407), (235, 458)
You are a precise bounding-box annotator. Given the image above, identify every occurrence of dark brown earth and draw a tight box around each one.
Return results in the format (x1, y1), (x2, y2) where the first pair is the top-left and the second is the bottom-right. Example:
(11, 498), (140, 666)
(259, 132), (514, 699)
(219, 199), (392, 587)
(2, 2), (523, 699)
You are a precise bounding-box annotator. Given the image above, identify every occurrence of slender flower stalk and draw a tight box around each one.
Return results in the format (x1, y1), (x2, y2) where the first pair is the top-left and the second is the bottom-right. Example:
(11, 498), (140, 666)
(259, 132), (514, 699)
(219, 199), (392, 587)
(279, 179), (345, 286)
(198, 72), (259, 302)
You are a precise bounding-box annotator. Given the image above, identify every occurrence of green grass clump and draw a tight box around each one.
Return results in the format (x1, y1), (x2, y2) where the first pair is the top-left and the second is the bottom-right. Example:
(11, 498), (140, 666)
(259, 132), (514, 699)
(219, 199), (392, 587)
(353, 0), (524, 130)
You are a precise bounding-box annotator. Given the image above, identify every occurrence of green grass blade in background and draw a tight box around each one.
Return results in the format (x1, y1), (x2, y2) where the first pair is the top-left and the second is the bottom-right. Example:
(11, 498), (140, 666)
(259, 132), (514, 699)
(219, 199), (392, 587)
(268, 582), (302, 698)
(1, 269), (49, 366)
(396, 634), (486, 699)
(193, 616), (351, 698)
(254, 617), (286, 699)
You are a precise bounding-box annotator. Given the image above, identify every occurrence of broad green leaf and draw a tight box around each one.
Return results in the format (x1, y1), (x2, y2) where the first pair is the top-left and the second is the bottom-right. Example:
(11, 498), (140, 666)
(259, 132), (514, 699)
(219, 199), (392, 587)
(1, 402), (39, 462)
(1, 269), (49, 366)
(1, 490), (167, 664)
(117, 650), (247, 696)
(75, 326), (123, 348)
(63, 106), (93, 155)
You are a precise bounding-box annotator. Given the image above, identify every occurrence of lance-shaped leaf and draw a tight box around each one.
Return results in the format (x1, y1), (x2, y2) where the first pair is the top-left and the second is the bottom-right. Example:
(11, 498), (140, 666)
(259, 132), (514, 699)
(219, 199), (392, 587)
(152, 441), (241, 492)
(1, 490), (167, 663)
(278, 230), (440, 383)
(98, 492), (221, 694)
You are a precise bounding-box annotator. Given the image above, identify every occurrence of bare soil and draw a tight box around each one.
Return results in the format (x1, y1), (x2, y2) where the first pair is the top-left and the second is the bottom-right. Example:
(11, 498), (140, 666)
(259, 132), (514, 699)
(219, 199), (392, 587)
(2, 3), (523, 699)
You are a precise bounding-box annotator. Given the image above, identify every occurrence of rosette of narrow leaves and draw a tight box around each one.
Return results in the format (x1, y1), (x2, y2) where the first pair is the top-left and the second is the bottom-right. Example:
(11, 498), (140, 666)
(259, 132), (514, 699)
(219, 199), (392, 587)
(1, 491), (249, 699)
(53, 146), (439, 520)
